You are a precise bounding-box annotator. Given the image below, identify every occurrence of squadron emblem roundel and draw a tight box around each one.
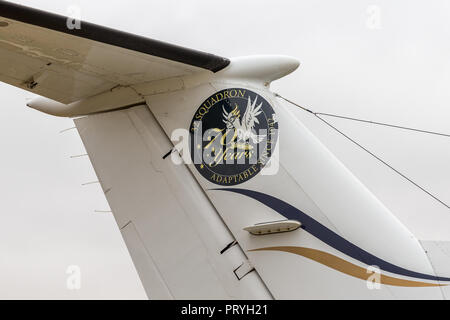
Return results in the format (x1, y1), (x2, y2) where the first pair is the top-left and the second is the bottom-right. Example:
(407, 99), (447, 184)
(190, 88), (278, 186)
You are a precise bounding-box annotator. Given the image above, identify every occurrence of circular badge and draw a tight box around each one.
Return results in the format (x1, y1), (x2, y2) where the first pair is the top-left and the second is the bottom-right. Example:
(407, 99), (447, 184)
(190, 88), (278, 186)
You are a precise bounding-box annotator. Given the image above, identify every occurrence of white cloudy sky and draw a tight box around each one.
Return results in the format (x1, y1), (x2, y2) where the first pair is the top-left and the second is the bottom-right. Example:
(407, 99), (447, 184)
(1, 0), (450, 299)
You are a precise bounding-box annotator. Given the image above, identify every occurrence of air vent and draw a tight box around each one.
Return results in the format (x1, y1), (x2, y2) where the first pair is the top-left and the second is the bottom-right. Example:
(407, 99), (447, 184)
(244, 220), (301, 235)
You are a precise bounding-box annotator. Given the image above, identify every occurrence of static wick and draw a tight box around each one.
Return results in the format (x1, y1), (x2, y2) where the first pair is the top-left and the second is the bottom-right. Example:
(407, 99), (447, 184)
(60, 127), (77, 134)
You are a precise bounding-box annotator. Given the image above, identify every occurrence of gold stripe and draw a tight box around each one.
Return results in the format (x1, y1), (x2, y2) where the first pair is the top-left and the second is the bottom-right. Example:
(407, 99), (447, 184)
(250, 247), (445, 287)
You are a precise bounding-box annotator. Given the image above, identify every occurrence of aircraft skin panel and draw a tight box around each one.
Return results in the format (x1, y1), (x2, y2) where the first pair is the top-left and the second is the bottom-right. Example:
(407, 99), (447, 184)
(74, 105), (272, 300)
(144, 84), (448, 299)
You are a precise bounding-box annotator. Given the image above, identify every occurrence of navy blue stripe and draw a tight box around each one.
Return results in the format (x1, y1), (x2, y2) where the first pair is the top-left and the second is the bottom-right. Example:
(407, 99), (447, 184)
(216, 188), (450, 282)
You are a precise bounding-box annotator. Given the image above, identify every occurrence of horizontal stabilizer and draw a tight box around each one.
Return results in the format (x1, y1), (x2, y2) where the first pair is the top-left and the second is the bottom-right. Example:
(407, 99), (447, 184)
(0, 0), (229, 104)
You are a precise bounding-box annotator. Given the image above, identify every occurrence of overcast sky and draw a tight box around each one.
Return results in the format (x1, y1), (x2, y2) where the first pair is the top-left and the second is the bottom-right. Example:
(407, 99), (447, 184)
(1, 0), (450, 299)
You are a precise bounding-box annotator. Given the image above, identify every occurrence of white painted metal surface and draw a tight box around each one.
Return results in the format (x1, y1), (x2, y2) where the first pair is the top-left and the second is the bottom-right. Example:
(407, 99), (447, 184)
(421, 241), (450, 299)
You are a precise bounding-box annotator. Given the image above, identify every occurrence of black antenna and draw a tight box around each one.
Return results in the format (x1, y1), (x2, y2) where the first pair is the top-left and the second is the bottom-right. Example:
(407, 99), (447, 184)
(276, 93), (450, 210)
